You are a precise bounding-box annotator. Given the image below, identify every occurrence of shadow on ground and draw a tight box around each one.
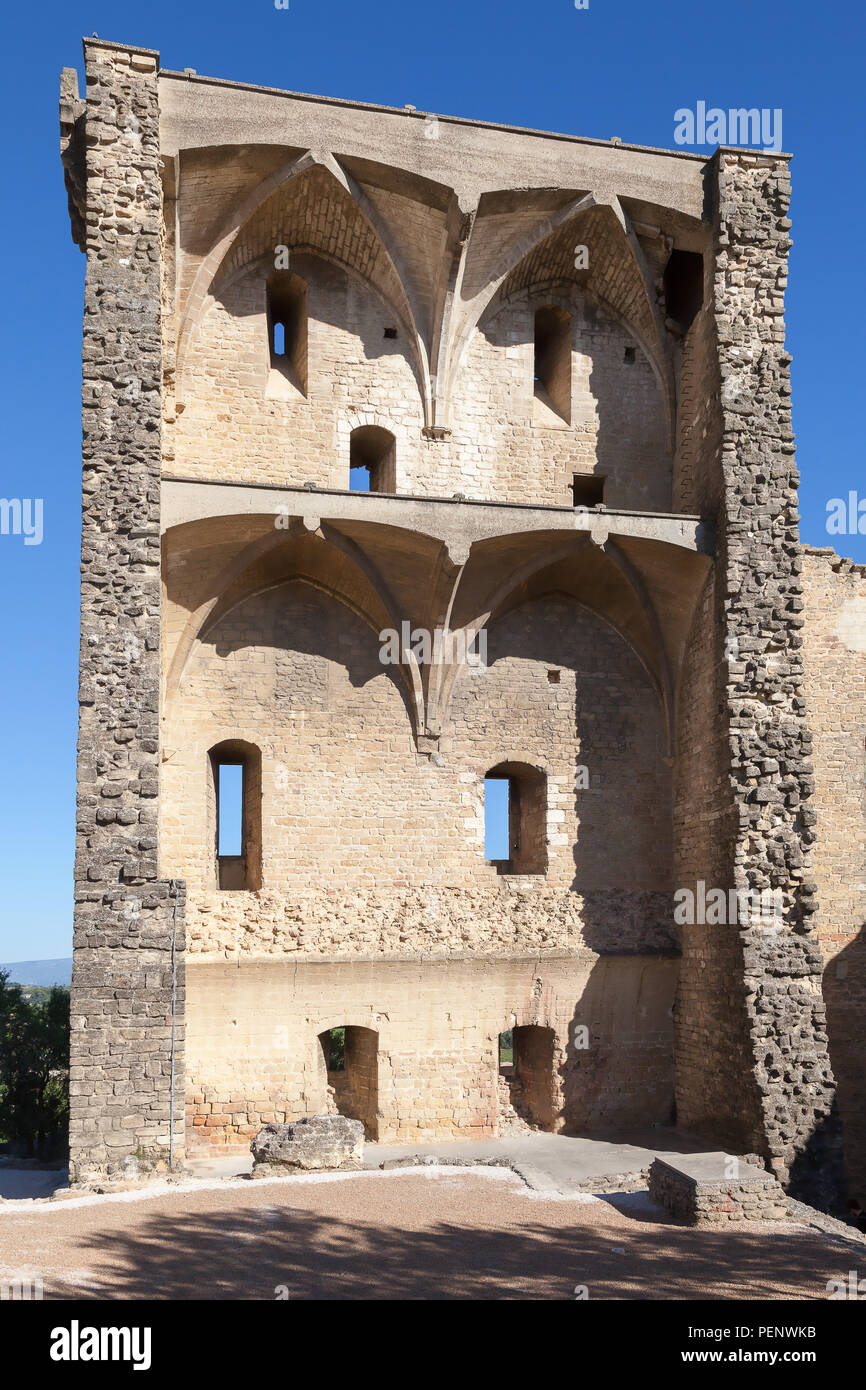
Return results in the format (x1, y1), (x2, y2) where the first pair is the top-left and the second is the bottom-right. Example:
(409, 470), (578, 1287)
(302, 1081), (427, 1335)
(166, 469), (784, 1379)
(50, 1184), (848, 1301)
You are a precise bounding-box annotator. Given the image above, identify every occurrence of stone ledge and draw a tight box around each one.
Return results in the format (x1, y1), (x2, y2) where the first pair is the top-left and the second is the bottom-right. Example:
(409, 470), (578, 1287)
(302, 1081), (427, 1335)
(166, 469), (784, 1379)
(649, 1155), (789, 1225)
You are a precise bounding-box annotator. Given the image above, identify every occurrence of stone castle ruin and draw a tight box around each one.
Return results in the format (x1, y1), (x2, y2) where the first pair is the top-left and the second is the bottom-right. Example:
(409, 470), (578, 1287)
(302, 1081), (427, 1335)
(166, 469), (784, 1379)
(60, 38), (865, 1203)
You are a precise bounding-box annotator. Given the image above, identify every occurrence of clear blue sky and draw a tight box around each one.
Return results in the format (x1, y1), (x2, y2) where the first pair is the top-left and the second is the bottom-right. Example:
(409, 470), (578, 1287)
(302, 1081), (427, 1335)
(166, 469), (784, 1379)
(0, 0), (863, 962)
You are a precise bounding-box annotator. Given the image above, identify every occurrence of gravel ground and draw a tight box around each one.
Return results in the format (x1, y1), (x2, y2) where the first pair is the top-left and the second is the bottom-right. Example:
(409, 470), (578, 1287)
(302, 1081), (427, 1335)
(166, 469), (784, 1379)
(1, 1166), (861, 1301)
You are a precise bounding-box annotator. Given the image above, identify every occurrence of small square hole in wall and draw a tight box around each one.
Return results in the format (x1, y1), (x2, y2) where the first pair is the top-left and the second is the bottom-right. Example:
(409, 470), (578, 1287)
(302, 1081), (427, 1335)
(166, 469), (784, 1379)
(624, 346), (636, 364)
(384, 326), (398, 339)
(547, 669), (561, 684)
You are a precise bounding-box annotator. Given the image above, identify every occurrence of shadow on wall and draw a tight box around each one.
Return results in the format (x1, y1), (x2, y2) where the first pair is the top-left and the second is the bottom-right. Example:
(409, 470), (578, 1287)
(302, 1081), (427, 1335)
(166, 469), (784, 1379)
(478, 284), (671, 511)
(821, 919), (866, 1202)
(205, 579), (416, 730)
(480, 593), (675, 956)
(210, 249), (423, 387)
(560, 958), (677, 1133)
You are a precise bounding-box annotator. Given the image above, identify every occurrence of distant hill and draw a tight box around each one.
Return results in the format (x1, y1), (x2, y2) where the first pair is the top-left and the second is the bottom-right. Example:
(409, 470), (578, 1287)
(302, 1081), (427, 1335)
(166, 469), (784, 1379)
(0, 958), (72, 987)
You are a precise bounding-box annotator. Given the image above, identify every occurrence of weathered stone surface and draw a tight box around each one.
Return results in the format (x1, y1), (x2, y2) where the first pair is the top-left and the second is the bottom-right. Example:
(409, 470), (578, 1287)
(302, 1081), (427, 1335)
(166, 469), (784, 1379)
(251, 1116), (364, 1174)
(649, 1155), (790, 1226)
(61, 43), (859, 1207)
(66, 40), (185, 1185)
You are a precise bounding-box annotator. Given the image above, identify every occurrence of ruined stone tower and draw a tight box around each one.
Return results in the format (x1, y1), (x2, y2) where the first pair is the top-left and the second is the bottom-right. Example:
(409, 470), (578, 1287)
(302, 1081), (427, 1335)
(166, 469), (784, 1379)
(60, 38), (864, 1204)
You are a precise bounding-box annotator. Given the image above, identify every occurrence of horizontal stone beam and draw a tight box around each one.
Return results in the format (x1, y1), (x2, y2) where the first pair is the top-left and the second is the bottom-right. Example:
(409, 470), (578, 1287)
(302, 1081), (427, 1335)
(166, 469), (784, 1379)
(162, 477), (713, 559)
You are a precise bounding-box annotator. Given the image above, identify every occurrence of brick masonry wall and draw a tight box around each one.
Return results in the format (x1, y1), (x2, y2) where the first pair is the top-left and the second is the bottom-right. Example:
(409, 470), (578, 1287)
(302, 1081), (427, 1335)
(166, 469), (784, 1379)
(173, 259), (670, 508)
(70, 43), (185, 1182)
(185, 954), (677, 1148)
(161, 588), (673, 956)
(802, 548), (866, 1194)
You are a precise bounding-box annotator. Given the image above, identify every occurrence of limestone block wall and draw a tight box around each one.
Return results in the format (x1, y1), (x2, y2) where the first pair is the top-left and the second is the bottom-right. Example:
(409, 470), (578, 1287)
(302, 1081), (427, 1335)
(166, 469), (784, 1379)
(450, 285), (670, 510)
(802, 548), (866, 1193)
(185, 954), (678, 1148)
(174, 252), (424, 490)
(172, 261), (671, 509)
(69, 41), (185, 1181)
(62, 43), (853, 1202)
(160, 588), (673, 957)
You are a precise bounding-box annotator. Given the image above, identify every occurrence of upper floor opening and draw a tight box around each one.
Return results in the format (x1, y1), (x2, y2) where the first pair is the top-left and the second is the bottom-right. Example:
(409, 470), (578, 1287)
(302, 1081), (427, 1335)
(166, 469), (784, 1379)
(533, 305), (572, 425)
(484, 761), (548, 875)
(349, 426), (396, 493)
(267, 270), (308, 396)
(208, 739), (263, 891)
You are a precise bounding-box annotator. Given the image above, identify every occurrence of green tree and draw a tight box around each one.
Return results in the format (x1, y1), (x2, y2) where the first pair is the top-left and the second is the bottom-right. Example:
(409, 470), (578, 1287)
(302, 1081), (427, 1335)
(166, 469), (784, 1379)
(0, 971), (69, 1159)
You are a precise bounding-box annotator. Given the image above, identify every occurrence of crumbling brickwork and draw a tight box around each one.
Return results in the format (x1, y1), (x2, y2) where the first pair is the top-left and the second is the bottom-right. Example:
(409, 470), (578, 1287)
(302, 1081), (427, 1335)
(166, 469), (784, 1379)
(61, 39), (860, 1202)
(675, 154), (842, 1207)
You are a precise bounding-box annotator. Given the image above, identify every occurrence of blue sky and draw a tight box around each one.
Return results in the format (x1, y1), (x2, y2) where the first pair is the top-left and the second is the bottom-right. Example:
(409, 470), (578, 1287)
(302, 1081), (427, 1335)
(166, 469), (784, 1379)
(0, 0), (863, 961)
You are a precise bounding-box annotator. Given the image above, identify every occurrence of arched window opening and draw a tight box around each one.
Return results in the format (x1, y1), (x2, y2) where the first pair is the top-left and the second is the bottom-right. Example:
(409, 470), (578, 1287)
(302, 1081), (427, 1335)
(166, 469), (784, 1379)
(533, 305), (572, 423)
(267, 271), (308, 395)
(208, 740), (263, 891)
(318, 1026), (379, 1139)
(349, 426), (396, 494)
(484, 761), (548, 875)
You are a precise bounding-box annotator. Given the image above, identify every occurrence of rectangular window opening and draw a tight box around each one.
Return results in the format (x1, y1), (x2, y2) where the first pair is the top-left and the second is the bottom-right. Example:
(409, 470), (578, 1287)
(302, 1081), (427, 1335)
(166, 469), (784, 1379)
(572, 475), (606, 508)
(485, 776), (511, 862)
(217, 762), (244, 858)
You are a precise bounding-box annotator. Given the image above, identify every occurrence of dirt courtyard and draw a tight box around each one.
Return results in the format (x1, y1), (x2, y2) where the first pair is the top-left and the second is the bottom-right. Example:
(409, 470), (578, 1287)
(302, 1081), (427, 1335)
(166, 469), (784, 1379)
(1, 1166), (860, 1301)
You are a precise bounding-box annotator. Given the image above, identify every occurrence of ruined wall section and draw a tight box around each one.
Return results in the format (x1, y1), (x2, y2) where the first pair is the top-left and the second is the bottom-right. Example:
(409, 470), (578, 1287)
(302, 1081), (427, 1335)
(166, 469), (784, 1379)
(715, 153), (840, 1202)
(70, 41), (185, 1181)
(186, 953), (678, 1148)
(801, 548), (866, 1193)
(673, 562), (765, 1155)
(672, 195), (764, 1156)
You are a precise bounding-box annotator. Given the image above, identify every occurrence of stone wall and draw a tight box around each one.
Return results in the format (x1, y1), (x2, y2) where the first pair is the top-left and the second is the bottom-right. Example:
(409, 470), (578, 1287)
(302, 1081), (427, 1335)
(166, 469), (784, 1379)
(682, 152), (839, 1205)
(185, 954), (678, 1148)
(63, 45), (852, 1203)
(648, 1157), (789, 1225)
(802, 548), (866, 1195)
(161, 584), (673, 956)
(69, 41), (185, 1182)
(172, 229), (670, 509)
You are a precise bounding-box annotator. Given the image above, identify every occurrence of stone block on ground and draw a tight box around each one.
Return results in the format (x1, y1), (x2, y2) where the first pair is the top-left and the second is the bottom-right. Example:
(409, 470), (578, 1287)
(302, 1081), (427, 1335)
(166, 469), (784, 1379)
(649, 1154), (790, 1226)
(251, 1115), (364, 1175)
